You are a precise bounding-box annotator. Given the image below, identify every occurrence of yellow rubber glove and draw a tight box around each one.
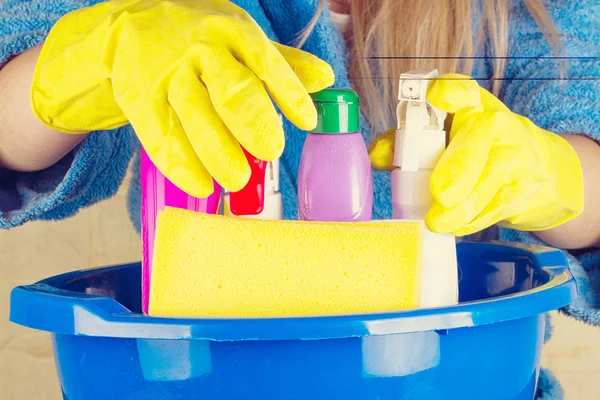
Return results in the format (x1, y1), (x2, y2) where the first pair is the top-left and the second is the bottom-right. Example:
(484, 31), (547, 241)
(31, 0), (334, 197)
(369, 73), (583, 236)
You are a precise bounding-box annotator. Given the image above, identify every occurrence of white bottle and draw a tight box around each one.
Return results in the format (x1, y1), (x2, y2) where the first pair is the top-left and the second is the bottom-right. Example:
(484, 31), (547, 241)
(392, 70), (459, 308)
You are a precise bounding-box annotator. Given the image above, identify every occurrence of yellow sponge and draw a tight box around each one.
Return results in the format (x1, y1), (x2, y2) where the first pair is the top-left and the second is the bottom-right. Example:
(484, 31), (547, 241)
(148, 208), (423, 317)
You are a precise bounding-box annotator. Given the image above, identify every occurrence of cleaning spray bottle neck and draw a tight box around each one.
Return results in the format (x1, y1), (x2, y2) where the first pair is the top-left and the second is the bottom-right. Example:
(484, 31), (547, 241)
(265, 158), (279, 195)
(391, 69), (447, 220)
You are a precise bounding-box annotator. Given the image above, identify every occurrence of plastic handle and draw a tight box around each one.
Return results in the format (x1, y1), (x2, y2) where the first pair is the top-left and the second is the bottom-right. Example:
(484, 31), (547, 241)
(9, 242), (575, 340)
(9, 283), (130, 336)
(229, 148), (267, 216)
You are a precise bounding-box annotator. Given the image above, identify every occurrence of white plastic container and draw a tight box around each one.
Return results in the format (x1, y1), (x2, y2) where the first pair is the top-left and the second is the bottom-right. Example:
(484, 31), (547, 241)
(392, 70), (459, 308)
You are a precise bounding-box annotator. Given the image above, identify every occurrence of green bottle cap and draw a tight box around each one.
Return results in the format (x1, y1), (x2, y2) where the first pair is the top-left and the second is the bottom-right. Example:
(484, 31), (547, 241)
(310, 89), (360, 134)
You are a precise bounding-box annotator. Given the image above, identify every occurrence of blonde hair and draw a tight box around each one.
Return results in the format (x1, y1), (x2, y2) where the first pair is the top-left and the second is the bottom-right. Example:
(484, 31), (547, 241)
(299, 0), (563, 132)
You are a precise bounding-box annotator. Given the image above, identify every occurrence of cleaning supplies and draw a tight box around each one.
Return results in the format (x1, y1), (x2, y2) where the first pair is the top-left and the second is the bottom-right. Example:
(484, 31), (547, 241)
(392, 70), (458, 308)
(140, 150), (221, 314)
(298, 89), (373, 222)
(148, 208), (423, 317)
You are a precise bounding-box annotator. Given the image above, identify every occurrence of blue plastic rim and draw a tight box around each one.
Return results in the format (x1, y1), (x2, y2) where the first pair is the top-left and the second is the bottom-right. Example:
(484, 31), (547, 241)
(10, 241), (575, 340)
(9, 241), (577, 400)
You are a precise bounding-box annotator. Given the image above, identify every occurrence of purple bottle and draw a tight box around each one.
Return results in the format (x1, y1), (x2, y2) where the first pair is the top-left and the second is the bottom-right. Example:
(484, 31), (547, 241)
(298, 89), (373, 221)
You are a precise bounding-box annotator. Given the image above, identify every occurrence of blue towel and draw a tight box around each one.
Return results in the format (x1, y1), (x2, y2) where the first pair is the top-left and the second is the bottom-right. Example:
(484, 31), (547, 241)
(1, 1), (599, 398)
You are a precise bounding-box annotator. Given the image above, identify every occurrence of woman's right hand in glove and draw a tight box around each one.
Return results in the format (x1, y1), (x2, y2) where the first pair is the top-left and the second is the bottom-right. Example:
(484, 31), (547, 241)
(31, 0), (334, 197)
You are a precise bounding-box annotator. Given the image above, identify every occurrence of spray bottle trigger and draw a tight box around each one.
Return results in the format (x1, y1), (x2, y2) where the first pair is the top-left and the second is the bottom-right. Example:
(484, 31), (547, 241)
(229, 147), (267, 216)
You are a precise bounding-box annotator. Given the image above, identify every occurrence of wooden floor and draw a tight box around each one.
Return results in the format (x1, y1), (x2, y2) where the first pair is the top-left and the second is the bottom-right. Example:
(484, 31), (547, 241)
(1, 177), (599, 400)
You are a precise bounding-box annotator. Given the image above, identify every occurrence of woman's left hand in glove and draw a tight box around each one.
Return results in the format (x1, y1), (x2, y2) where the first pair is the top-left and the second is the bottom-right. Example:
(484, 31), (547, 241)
(368, 73), (584, 237)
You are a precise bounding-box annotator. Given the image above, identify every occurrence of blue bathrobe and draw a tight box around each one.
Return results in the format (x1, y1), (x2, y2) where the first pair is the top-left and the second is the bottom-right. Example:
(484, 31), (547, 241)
(1, 0), (599, 397)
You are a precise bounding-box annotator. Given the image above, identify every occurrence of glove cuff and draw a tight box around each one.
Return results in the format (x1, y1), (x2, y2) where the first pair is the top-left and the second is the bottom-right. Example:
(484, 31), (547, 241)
(552, 132), (584, 219)
(499, 126), (584, 233)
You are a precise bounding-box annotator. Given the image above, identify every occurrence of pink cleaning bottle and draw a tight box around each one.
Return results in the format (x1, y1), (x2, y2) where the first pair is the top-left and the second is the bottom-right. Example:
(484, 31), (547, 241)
(298, 89), (373, 222)
(140, 149), (221, 314)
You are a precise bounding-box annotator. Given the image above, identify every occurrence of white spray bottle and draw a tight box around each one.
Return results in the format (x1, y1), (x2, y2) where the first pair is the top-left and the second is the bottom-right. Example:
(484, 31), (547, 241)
(393, 70), (458, 308)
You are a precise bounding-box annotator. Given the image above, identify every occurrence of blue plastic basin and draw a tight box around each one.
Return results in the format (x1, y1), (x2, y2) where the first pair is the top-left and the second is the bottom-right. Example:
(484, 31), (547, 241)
(10, 241), (576, 400)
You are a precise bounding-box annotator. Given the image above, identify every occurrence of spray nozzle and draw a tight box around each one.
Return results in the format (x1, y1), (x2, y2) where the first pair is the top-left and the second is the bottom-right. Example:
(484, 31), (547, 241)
(394, 69), (447, 172)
